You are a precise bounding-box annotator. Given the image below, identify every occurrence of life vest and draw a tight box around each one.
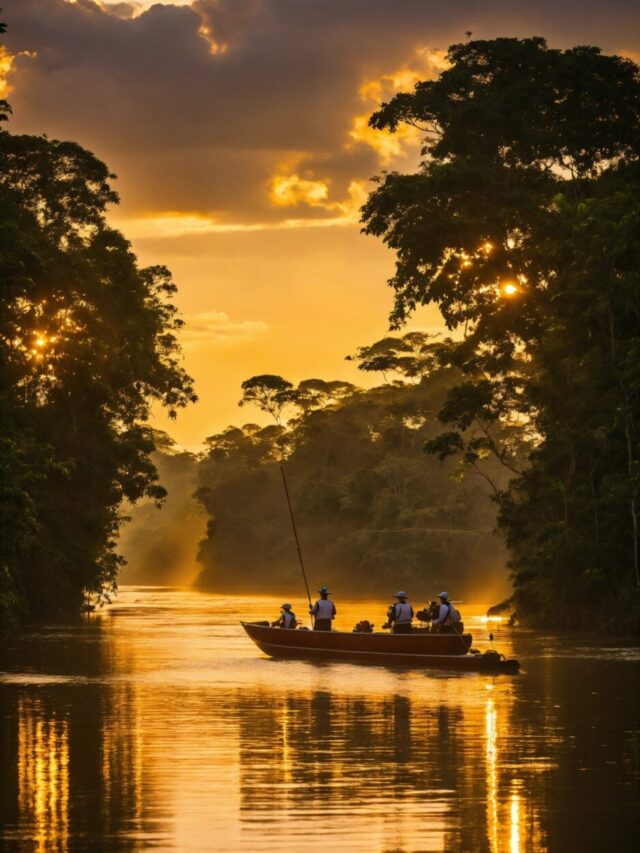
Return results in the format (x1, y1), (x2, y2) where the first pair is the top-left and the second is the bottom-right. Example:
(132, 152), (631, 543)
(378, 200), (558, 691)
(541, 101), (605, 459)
(394, 602), (413, 623)
(282, 611), (296, 628)
(442, 603), (461, 624)
(314, 598), (334, 619)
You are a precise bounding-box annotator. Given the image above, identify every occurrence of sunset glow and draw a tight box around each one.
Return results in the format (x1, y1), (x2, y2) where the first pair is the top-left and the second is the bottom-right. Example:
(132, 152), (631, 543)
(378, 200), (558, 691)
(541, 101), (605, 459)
(2, 5), (639, 850)
(269, 173), (330, 207)
(4, 0), (637, 450)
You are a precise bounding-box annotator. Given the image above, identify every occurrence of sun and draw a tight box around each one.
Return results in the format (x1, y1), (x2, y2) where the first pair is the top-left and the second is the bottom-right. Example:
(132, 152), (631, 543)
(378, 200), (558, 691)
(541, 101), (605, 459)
(501, 282), (519, 297)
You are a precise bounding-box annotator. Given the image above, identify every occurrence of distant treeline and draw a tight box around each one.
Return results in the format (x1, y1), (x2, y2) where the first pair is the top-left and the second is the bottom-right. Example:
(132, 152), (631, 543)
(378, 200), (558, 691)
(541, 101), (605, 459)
(193, 358), (513, 601)
(119, 347), (514, 602)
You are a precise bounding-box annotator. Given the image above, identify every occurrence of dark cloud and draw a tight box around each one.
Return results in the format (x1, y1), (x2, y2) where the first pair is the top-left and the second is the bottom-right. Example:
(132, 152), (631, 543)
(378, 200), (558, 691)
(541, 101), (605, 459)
(4, 0), (639, 225)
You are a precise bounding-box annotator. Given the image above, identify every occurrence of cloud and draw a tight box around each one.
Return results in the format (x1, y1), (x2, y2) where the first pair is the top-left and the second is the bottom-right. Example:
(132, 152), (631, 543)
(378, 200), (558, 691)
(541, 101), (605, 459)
(0, 45), (37, 99)
(113, 186), (367, 237)
(0, 46), (12, 99)
(180, 310), (268, 346)
(267, 171), (367, 221)
(348, 48), (449, 164)
(4, 0), (639, 237)
(269, 173), (330, 208)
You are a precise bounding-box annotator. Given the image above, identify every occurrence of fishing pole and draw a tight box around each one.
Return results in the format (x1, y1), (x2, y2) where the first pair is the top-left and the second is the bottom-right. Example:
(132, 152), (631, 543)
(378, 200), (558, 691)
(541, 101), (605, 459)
(279, 464), (313, 624)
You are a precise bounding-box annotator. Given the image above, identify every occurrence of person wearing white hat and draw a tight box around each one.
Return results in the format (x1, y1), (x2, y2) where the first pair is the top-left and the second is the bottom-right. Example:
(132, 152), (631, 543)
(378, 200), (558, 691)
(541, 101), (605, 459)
(271, 602), (297, 629)
(432, 592), (463, 633)
(386, 591), (414, 634)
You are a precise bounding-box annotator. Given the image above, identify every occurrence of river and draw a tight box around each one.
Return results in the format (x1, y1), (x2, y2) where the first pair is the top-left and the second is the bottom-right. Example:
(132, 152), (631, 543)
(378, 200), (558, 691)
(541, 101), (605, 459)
(0, 587), (638, 852)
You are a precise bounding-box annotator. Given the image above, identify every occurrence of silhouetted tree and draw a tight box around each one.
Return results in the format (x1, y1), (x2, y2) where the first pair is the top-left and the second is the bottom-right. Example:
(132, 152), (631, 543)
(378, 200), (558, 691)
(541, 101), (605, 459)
(239, 375), (296, 424)
(0, 17), (195, 624)
(362, 37), (640, 629)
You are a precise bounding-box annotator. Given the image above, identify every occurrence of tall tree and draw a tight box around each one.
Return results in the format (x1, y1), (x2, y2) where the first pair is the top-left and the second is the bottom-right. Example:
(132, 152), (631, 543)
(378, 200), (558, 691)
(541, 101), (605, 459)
(361, 38), (640, 629)
(0, 20), (195, 623)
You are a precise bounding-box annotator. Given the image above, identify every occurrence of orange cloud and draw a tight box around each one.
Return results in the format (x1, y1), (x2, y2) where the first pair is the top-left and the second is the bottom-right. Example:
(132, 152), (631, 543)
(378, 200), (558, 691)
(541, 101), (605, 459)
(198, 22), (228, 55)
(0, 47), (12, 99)
(348, 115), (419, 163)
(0, 45), (36, 99)
(181, 311), (268, 347)
(266, 172), (367, 224)
(348, 48), (448, 164)
(269, 173), (330, 207)
(111, 195), (372, 238)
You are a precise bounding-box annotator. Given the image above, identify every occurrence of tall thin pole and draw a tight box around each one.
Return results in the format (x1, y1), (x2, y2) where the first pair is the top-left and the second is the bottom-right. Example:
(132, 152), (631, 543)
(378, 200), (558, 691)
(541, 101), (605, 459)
(279, 465), (313, 616)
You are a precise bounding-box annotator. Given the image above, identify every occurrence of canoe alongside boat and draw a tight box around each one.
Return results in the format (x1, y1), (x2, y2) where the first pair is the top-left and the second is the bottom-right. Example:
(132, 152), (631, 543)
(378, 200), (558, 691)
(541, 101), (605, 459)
(241, 621), (520, 673)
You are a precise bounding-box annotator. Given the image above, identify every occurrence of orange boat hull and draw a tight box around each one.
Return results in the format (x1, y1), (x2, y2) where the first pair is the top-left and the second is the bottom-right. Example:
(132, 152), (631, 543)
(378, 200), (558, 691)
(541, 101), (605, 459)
(241, 622), (519, 672)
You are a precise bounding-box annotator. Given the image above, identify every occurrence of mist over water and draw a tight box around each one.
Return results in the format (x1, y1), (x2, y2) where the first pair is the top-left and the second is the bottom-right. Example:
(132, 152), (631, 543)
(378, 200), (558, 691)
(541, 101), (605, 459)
(1, 587), (638, 852)
(115, 436), (512, 604)
(118, 451), (207, 589)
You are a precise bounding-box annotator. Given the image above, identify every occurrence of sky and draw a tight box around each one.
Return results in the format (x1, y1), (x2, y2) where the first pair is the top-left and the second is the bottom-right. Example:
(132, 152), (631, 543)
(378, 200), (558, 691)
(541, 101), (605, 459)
(2, 0), (639, 447)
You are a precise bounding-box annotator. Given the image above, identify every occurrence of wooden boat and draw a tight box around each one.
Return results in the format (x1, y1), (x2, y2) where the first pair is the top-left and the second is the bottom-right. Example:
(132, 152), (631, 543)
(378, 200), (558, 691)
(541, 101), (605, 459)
(241, 622), (520, 673)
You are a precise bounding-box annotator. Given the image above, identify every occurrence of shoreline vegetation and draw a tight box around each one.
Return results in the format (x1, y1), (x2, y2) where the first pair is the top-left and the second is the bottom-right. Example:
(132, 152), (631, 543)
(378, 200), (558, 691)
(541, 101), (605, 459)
(1, 20), (639, 633)
(358, 37), (640, 633)
(0, 13), (196, 628)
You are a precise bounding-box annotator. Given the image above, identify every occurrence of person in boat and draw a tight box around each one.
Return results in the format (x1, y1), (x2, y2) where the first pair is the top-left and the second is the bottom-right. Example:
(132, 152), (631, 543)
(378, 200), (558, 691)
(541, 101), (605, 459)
(271, 603), (297, 629)
(386, 591), (414, 634)
(431, 592), (464, 634)
(310, 586), (336, 631)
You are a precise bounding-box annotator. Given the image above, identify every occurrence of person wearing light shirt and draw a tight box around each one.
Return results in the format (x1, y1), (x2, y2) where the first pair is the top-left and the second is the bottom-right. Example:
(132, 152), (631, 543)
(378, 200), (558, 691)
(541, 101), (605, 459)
(432, 592), (463, 633)
(271, 603), (297, 629)
(387, 591), (414, 634)
(310, 586), (336, 631)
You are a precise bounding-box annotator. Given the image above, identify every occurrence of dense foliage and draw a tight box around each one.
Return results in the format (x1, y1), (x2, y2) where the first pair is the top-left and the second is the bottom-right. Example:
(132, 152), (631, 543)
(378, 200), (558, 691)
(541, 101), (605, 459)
(361, 38), (640, 629)
(0, 29), (195, 625)
(194, 341), (514, 601)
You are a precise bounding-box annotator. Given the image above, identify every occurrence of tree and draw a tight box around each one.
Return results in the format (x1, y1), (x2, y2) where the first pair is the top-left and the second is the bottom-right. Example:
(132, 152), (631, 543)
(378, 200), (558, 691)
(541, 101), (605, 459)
(0, 50), (196, 623)
(361, 37), (640, 629)
(347, 332), (441, 382)
(295, 379), (357, 412)
(239, 375), (296, 424)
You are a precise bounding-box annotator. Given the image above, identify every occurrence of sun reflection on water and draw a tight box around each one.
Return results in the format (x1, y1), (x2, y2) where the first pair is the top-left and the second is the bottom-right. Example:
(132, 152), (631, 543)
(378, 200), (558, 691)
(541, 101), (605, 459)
(510, 784), (521, 853)
(17, 697), (69, 853)
(486, 696), (499, 853)
(4, 589), (634, 851)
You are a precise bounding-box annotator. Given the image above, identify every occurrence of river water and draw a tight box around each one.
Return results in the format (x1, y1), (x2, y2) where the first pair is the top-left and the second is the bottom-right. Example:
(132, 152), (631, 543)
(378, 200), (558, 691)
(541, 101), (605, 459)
(0, 587), (638, 852)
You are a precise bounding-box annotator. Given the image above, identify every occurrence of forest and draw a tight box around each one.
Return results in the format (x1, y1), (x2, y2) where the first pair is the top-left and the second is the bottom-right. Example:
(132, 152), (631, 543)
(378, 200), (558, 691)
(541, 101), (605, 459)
(1, 20), (638, 631)
(131, 337), (517, 602)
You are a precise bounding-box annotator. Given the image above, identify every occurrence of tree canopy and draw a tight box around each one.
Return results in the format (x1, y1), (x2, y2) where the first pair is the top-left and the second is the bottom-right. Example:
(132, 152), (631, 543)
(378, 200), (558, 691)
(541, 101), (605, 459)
(0, 16), (195, 624)
(362, 37), (640, 629)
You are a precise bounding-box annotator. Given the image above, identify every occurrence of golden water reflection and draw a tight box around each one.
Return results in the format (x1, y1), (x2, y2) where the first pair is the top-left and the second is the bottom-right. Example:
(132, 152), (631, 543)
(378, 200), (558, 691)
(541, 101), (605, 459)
(510, 785), (521, 853)
(17, 697), (69, 853)
(2, 589), (639, 852)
